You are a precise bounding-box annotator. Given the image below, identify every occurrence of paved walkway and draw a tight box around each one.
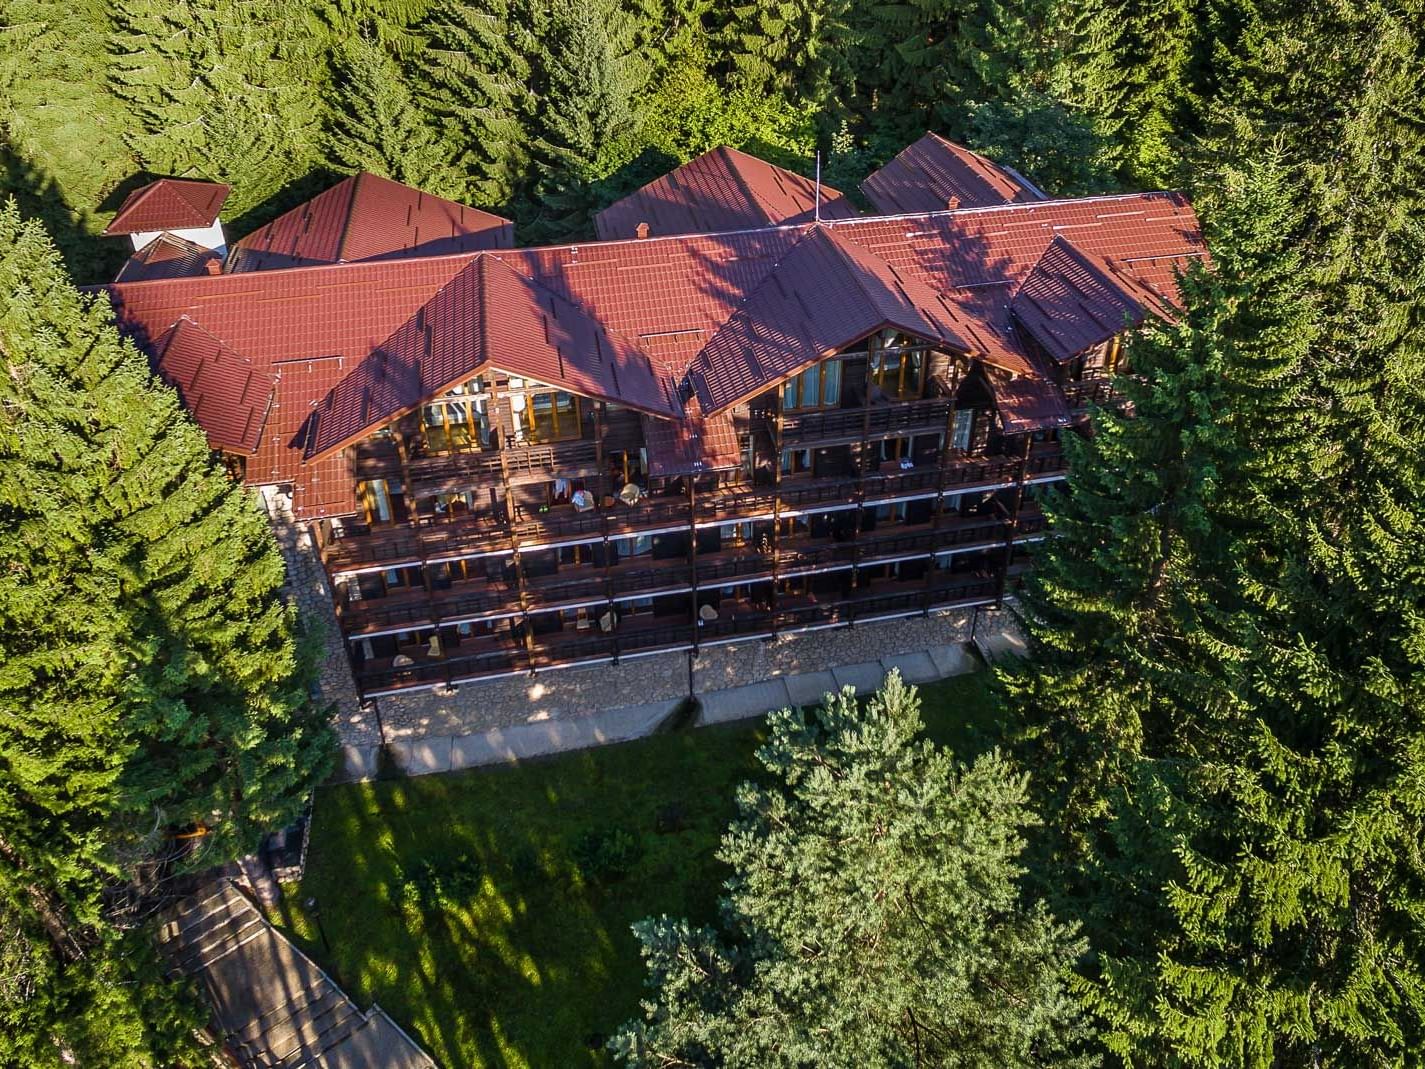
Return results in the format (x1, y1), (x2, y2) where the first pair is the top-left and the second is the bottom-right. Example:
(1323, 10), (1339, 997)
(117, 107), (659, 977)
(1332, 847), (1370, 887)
(344, 637), (987, 780)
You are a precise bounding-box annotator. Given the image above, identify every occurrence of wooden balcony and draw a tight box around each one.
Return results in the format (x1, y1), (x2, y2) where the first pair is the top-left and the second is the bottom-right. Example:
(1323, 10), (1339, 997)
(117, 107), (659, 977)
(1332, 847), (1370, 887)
(778, 397), (952, 445)
(356, 634), (526, 693)
(322, 510), (511, 572)
(523, 569), (606, 609)
(337, 576), (517, 636)
(504, 439), (599, 483)
(1061, 379), (1123, 411)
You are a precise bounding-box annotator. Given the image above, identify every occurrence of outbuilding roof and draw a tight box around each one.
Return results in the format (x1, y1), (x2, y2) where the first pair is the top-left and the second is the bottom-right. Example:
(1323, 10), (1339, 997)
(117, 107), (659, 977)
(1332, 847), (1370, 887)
(115, 234), (223, 283)
(103, 179), (230, 236)
(595, 146), (857, 240)
(227, 172), (513, 273)
(861, 133), (1040, 214)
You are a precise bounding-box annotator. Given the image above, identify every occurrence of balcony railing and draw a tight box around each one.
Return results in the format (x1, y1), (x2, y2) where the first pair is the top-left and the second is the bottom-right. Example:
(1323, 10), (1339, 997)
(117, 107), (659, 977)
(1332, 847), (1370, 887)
(778, 398), (952, 444)
(1061, 379), (1121, 410)
(356, 639), (526, 693)
(505, 439), (599, 480)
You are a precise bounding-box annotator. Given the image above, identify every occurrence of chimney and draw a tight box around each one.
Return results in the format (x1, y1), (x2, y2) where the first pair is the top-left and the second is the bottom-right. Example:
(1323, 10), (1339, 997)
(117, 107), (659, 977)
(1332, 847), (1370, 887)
(946, 195), (961, 211)
(635, 222), (650, 240)
(205, 256), (223, 276)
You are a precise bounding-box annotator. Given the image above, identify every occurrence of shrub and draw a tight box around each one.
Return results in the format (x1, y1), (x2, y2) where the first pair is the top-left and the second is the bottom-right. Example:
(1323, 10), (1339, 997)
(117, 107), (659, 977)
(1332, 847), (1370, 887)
(395, 854), (481, 913)
(573, 826), (642, 883)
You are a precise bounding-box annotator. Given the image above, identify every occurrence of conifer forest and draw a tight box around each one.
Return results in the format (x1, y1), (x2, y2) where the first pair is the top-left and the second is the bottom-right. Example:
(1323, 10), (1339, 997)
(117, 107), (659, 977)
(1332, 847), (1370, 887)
(2, 0), (1425, 1066)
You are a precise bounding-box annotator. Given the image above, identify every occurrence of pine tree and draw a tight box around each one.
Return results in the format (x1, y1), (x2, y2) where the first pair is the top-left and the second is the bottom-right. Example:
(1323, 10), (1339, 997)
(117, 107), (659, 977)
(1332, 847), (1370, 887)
(716, 0), (852, 113)
(613, 672), (1091, 1067)
(1004, 133), (1425, 1062)
(327, 34), (465, 199)
(0, 204), (333, 1062)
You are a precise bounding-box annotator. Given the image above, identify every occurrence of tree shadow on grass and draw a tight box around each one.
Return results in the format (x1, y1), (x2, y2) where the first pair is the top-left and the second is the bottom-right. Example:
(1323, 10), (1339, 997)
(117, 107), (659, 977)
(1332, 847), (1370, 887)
(290, 723), (764, 1067)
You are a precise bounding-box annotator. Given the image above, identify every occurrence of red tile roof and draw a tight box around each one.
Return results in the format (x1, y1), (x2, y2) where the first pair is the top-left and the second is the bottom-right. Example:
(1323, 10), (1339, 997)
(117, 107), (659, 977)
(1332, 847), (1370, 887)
(103, 179), (230, 236)
(306, 255), (680, 459)
(101, 168), (1204, 520)
(685, 226), (990, 413)
(986, 371), (1071, 434)
(115, 234), (223, 283)
(861, 133), (1040, 215)
(1009, 236), (1165, 362)
(227, 172), (513, 273)
(250, 357), (360, 519)
(154, 318), (272, 454)
(642, 404), (742, 478)
(595, 146), (857, 241)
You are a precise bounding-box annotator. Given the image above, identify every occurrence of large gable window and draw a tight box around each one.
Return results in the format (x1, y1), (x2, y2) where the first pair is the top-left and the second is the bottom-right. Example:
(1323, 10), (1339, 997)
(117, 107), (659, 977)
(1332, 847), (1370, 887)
(869, 341), (926, 401)
(782, 359), (842, 411)
(421, 378), (492, 453)
(507, 379), (582, 443)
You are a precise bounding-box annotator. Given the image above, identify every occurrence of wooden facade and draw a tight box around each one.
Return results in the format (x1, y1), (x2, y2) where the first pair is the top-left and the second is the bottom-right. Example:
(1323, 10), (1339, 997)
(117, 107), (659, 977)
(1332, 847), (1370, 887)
(314, 337), (1120, 697)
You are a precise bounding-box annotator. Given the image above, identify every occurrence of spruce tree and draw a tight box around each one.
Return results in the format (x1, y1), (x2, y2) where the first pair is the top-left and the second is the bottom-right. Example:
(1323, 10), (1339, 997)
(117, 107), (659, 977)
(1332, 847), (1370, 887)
(613, 672), (1091, 1067)
(110, 0), (325, 216)
(0, 204), (333, 1062)
(327, 34), (465, 199)
(716, 0), (852, 113)
(525, 0), (646, 241)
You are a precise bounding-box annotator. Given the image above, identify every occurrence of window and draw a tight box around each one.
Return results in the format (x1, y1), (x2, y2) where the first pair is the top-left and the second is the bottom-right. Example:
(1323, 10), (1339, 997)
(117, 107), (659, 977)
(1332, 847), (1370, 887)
(951, 408), (974, 451)
(869, 344), (926, 400)
(780, 448), (813, 475)
(615, 533), (653, 559)
(782, 360), (842, 410)
(420, 380), (491, 452)
(360, 478), (394, 524)
(517, 389), (581, 442)
(877, 437), (912, 463)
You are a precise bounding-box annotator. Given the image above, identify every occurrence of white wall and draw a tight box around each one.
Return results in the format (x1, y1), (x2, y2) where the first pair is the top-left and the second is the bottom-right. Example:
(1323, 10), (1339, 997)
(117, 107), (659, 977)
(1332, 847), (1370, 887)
(129, 220), (227, 254)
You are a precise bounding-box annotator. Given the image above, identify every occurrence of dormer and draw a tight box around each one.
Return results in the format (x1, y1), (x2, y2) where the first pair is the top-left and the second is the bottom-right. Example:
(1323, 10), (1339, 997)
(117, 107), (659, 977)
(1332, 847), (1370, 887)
(101, 178), (230, 256)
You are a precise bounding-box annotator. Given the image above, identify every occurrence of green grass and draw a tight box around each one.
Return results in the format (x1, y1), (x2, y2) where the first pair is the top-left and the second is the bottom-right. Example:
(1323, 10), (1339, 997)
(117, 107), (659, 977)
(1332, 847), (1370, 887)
(277, 669), (1001, 1068)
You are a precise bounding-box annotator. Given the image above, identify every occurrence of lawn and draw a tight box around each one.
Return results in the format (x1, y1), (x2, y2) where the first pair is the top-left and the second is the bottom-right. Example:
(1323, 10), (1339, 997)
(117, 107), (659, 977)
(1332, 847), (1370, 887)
(276, 669), (1003, 1068)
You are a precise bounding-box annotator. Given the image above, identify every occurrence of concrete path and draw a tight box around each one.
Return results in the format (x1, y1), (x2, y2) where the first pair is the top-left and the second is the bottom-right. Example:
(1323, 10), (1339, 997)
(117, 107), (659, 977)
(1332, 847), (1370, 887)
(352, 639), (988, 780)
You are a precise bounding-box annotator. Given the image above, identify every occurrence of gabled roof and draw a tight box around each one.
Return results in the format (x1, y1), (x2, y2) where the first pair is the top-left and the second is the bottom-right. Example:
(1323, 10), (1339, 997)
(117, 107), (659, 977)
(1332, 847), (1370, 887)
(861, 133), (1040, 215)
(103, 179), (229, 236)
(595, 146), (857, 241)
(227, 172), (513, 273)
(154, 318), (272, 454)
(115, 234), (223, 283)
(305, 255), (679, 460)
(101, 182), (1206, 520)
(1010, 236), (1167, 361)
(687, 225), (990, 414)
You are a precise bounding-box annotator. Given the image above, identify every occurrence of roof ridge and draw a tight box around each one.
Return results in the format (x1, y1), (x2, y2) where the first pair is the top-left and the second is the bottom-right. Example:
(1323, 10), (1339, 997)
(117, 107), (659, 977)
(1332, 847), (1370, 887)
(332, 172), (364, 263)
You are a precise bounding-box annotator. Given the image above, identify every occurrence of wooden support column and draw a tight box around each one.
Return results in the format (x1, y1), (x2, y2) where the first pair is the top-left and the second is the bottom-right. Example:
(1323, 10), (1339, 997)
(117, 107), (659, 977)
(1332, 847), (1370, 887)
(769, 394), (784, 624)
(995, 431), (1033, 607)
(850, 338), (878, 597)
(594, 400), (617, 657)
(492, 382), (537, 673)
(686, 477), (700, 652)
(922, 355), (963, 613)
